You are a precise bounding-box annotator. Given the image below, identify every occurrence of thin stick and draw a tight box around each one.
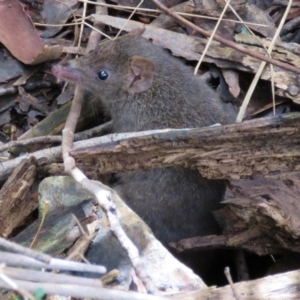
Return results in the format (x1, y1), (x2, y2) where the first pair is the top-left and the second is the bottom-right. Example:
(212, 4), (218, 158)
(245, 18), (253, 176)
(194, 0), (231, 74)
(236, 0), (293, 122)
(224, 267), (240, 300)
(0, 237), (51, 264)
(114, 0), (144, 39)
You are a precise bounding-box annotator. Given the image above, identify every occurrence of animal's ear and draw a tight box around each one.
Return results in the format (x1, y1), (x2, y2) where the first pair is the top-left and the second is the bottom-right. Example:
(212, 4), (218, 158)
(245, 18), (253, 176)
(124, 56), (155, 94)
(128, 27), (145, 37)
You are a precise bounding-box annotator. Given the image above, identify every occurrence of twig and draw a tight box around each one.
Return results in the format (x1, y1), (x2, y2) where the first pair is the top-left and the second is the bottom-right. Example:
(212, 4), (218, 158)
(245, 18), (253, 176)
(0, 278), (166, 300)
(3, 266), (103, 287)
(61, 86), (157, 293)
(29, 201), (49, 249)
(224, 267), (240, 300)
(0, 251), (106, 274)
(194, 0), (231, 74)
(0, 121), (112, 154)
(85, 0), (108, 53)
(114, 0), (144, 39)
(0, 237), (51, 264)
(0, 136), (62, 153)
(224, 0), (276, 117)
(66, 213), (95, 261)
(0, 127), (177, 180)
(0, 271), (35, 300)
(236, 0), (293, 122)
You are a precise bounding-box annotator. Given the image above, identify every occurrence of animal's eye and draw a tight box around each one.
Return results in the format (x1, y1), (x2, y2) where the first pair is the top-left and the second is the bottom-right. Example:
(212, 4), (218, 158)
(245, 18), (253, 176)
(97, 70), (109, 80)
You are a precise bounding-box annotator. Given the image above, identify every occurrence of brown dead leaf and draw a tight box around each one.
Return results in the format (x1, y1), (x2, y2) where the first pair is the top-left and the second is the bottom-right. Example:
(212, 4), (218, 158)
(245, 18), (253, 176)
(222, 69), (240, 98)
(286, 7), (300, 21)
(238, 3), (277, 38)
(0, 0), (44, 64)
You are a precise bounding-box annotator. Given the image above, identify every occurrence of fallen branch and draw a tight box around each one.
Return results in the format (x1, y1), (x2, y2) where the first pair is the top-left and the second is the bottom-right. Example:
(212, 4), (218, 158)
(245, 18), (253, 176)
(1, 113), (300, 181)
(71, 112), (300, 180)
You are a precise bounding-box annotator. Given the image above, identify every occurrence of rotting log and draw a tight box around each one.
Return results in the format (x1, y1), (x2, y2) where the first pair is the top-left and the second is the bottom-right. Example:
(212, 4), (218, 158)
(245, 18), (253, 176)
(2, 113), (300, 181)
(168, 268), (300, 300)
(71, 112), (300, 181)
(171, 177), (300, 256)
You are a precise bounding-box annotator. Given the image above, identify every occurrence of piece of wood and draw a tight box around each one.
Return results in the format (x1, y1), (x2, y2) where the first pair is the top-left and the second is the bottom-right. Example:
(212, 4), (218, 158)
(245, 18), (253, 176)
(0, 157), (37, 237)
(71, 113), (300, 181)
(171, 177), (300, 256)
(3, 113), (300, 182)
(168, 268), (300, 300)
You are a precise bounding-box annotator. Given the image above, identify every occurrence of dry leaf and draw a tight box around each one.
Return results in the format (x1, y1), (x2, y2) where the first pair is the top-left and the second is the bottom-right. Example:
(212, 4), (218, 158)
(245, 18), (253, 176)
(0, 0), (44, 64)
